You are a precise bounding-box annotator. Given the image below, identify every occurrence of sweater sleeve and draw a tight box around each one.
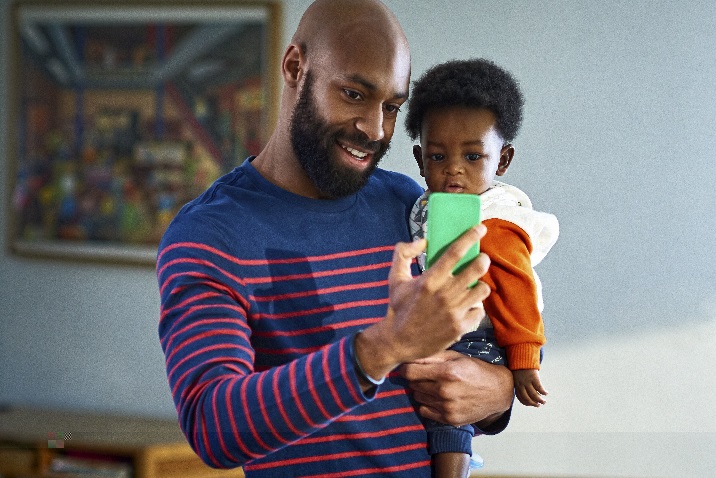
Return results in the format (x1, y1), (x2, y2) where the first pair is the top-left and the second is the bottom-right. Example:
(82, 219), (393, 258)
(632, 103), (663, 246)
(156, 217), (372, 469)
(480, 218), (546, 370)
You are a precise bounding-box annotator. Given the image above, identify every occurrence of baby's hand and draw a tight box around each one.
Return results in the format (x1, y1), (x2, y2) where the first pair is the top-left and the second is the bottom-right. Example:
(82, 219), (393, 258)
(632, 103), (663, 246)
(513, 369), (548, 407)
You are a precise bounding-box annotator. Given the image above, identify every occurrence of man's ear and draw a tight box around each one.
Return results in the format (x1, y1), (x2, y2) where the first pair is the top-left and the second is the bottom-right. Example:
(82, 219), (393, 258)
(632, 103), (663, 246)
(282, 44), (304, 88)
(413, 145), (425, 177)
(496, 144), (514, 176)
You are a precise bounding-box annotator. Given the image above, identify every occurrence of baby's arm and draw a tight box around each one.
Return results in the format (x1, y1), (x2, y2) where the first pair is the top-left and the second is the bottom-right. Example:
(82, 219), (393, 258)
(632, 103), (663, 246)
(513, 369), (547, 407)
(479, 218), (545, 370)
(480, 218), (549, 408)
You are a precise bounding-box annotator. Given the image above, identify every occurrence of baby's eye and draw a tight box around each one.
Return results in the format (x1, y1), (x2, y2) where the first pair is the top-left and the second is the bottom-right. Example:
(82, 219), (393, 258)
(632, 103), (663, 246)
(428, 154), (445, 161)
(465, 153), (482, 161)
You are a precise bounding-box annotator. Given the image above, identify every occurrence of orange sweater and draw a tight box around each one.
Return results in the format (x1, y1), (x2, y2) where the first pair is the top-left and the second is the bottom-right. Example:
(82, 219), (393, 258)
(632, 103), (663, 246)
(480, 217), (545, 370)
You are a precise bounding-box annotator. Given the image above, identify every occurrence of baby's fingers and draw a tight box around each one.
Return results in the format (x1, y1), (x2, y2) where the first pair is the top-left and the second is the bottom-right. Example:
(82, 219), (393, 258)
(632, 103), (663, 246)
(526, 384), (547, 406)
(516, 386), (536, 407)
(534, 381), (549, 397)
(516, 384), (546, 407)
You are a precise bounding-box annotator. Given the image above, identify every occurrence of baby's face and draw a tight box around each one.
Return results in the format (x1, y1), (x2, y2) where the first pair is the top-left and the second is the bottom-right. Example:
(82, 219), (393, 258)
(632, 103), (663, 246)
(415, 106), (510, 195)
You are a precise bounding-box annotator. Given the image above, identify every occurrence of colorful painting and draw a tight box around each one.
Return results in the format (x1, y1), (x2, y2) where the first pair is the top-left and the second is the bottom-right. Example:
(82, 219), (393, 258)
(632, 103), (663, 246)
(9, 1), (280, 264)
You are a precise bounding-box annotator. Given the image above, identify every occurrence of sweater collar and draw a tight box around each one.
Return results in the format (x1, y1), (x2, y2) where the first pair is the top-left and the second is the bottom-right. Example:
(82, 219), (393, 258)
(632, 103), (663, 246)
(243, 157), (359, 213)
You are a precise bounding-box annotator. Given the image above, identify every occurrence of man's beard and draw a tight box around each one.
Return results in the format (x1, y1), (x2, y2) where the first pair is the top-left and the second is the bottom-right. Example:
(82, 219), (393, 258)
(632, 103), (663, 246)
(290, 73), (389, 198)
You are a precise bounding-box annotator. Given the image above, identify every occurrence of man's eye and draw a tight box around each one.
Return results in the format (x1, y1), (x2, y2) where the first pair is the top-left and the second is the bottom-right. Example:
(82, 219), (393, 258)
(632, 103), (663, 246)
(385, 104), (401, 114)
(344, 89), (362, 100)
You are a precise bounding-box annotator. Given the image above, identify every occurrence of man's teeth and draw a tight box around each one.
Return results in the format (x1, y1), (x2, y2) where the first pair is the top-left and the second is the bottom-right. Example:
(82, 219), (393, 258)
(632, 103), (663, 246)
(342, 145), (368, 159)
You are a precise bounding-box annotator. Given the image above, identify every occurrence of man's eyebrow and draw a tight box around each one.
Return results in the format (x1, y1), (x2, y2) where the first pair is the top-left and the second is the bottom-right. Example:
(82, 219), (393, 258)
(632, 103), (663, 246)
(344, 74), (409, 100)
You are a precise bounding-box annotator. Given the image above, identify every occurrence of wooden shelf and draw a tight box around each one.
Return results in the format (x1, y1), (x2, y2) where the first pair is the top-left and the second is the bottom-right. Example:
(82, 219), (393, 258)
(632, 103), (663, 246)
(0, 406), (243, 478)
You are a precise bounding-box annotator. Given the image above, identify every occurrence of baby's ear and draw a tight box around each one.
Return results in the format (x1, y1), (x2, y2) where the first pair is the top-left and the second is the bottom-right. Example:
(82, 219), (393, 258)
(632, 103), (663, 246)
(413, 145), (425, 177)
(496, 144), (514, 176)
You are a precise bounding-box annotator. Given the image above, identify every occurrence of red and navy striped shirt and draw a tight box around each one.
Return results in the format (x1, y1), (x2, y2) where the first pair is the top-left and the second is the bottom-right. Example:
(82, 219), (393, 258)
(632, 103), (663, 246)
(157, 158), (432, 477)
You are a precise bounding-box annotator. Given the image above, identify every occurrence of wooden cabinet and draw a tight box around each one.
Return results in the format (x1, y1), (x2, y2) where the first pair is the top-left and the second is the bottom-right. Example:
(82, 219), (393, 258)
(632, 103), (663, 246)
(0, 406), (243, 478)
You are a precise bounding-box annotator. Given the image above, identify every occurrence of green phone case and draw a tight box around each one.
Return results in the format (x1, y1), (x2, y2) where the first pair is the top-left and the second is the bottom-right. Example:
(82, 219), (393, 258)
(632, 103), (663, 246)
(425, 192), (481, 276)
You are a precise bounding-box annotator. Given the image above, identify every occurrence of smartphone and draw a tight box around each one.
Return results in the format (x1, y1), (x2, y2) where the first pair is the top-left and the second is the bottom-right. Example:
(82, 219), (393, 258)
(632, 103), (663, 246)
(425, 192), (482, 278)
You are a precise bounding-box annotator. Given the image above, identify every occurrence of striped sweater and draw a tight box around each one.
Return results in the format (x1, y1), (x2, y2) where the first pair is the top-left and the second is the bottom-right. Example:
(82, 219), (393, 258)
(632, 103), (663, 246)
(158, 158), (437, 477)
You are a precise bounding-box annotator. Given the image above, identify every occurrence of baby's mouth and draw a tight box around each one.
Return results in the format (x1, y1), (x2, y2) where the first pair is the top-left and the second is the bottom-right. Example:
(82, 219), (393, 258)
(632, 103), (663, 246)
(443, 182), (465, 193)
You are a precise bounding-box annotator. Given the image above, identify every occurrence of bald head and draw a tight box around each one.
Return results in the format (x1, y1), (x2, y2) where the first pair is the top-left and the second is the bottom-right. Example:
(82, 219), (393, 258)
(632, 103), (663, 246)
(254, 0), (411, 198)
(292, 0), (409, 63)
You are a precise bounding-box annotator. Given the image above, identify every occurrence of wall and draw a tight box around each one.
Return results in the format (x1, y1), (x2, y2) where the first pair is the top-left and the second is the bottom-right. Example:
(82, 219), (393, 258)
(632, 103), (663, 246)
(0, 0), (177, 417)
(2, 1), (715, 477)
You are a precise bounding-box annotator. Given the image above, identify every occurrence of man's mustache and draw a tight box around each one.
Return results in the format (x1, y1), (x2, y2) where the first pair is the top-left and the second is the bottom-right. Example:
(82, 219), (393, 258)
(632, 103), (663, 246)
(337, 132), (383, 154)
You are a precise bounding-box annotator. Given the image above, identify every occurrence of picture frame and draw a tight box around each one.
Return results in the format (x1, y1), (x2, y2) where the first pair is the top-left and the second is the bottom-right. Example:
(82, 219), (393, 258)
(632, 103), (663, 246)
(6, 0), (282, 265)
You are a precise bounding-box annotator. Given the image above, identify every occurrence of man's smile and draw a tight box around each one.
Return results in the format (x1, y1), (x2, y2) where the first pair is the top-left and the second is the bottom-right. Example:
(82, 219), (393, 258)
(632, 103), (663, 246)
(337, 139), (377, 170)
(340, 143), (369, 160)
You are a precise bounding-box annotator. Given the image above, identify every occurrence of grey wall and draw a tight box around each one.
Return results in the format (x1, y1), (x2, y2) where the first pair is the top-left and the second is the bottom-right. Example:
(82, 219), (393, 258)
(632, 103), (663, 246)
(384, 0), (716, 345)
(0, 0), (176, 417)
(2, 0), (715, 476)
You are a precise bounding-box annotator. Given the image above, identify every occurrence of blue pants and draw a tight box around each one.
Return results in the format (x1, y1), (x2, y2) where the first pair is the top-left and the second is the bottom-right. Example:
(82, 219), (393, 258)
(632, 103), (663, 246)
(423, 328), (506, 455)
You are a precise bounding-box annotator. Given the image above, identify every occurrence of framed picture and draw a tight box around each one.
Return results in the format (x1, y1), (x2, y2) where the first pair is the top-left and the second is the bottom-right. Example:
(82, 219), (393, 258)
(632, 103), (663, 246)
(7, 0), (281, 265)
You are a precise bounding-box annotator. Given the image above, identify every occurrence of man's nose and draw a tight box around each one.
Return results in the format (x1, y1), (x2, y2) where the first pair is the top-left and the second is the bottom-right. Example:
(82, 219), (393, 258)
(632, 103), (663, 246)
(355, 106), (385, 142)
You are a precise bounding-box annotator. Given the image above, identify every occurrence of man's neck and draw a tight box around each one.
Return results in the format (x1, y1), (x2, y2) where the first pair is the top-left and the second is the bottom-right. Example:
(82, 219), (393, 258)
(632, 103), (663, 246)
(251, 138), (323, 199)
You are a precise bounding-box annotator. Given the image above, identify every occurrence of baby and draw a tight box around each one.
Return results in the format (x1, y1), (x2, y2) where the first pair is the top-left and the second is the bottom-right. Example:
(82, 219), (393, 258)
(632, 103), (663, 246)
(405, 58), (559, 477)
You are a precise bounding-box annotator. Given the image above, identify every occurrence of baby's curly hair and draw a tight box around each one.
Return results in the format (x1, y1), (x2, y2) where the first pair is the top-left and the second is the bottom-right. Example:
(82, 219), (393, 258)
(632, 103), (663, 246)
(404, 58), (524, 142)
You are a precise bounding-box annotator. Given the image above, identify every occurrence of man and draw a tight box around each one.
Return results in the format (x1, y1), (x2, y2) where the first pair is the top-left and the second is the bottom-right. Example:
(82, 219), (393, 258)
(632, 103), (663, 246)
(157, 1), (513, 476)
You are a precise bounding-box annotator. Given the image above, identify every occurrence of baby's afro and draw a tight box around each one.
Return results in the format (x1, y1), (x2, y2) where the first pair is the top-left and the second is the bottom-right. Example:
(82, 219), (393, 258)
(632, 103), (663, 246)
(404, 58), (524, 142)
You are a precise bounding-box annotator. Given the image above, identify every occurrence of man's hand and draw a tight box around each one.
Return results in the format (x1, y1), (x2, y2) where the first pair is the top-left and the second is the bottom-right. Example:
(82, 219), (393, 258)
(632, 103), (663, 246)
(355, 225), (492, 383)
(400, 350), (514, 427)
